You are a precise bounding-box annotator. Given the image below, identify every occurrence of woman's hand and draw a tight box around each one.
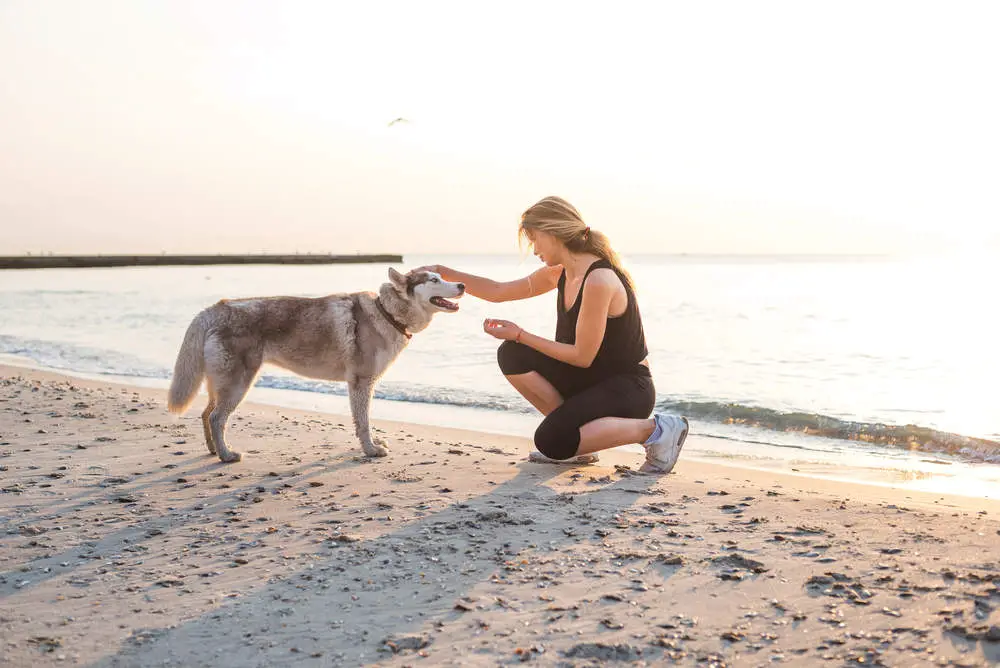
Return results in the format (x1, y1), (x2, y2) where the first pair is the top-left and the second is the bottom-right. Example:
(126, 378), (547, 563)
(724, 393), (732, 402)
(483, 318), (523, 341)
(412, 263), (444, 276)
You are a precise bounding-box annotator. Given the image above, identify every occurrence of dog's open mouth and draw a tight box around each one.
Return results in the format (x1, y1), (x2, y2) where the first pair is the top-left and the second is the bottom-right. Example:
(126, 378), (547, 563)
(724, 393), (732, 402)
(430, 296), (460, 312)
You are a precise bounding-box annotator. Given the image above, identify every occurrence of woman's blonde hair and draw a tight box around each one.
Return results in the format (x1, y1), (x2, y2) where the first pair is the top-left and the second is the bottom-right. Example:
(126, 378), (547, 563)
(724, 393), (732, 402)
(518, 196), (634, 291)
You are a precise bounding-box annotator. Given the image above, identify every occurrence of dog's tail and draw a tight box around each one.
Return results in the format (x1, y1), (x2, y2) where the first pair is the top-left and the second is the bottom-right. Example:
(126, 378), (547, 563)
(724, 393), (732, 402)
(167, 311), (208, 414)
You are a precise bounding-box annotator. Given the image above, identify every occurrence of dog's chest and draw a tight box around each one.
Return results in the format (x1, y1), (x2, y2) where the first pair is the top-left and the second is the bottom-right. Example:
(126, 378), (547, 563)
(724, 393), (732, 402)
(372, 341), (405, 372)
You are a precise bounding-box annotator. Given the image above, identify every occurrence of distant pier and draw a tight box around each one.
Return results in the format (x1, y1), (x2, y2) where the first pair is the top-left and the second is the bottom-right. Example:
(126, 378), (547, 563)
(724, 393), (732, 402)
(0, 254), (403, 270)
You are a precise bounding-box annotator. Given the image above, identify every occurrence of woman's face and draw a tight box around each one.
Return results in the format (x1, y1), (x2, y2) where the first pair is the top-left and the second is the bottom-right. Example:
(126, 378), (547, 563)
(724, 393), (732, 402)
(526, 229), (564, 266)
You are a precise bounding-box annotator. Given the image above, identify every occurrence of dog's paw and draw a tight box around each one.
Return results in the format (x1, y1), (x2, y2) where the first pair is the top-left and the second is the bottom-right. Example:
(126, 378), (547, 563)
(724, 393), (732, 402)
(219, 451), (243, 463)
(363, 442), (389, 457)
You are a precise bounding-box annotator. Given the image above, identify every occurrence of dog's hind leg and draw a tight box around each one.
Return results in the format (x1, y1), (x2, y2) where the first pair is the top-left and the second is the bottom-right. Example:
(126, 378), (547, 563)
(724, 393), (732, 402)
(206, 355), (261, 464)
(201, 378), (217, 456)
(349, 376), (387, 457)
(208, 384), (250, 463)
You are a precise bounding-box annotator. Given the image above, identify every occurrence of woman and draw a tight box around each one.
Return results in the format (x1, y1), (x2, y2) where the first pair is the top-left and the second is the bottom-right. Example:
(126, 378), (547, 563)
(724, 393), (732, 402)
(419, 196), (688, 474)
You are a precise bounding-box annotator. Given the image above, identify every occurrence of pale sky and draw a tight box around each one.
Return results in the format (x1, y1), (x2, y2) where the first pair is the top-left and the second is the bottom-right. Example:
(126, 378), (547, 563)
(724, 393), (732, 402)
(1, 1), (997, 256)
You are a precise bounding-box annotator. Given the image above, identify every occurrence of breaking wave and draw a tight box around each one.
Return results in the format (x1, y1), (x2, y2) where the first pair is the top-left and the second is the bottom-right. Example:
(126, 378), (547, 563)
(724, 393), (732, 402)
(654, 398), (1000, 463)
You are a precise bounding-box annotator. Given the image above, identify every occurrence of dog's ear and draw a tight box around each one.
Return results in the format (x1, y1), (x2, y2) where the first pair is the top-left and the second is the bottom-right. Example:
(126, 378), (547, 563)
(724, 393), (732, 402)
(388, 267), (408, 290)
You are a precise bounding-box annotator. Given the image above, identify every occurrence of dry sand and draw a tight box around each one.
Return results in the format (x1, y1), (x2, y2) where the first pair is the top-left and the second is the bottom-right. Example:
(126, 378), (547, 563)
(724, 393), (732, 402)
(1, 365), (999, 667)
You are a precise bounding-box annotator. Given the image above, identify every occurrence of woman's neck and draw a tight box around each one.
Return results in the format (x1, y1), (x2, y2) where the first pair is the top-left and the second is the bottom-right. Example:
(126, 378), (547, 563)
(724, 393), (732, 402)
(562, 252), (601, 281)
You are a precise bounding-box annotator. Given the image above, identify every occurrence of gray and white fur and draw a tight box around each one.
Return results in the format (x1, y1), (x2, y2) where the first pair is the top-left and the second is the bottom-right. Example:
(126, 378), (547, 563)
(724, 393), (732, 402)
(167, 268), (464, 462)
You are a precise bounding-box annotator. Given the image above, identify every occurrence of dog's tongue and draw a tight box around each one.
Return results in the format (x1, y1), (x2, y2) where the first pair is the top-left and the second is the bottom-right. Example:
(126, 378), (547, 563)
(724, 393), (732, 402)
(431, 297), (459, 311)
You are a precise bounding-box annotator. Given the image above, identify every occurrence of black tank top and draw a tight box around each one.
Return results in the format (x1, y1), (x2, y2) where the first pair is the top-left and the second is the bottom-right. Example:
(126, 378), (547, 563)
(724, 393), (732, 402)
(556, 259), (648, 378)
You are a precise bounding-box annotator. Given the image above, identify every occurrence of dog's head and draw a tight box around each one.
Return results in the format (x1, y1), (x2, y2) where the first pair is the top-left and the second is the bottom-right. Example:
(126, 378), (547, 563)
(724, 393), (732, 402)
(388, 268), (464, 313)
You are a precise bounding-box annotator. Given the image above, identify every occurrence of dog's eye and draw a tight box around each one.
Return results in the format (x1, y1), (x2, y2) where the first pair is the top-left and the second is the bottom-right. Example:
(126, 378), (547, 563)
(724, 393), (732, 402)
(431, 277), (439, 283)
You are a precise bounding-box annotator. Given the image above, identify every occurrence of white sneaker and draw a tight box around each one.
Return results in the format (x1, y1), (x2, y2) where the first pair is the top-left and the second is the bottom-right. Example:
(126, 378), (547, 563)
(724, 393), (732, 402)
(640, 414), (689, 474)
(528, 450), (600, 465)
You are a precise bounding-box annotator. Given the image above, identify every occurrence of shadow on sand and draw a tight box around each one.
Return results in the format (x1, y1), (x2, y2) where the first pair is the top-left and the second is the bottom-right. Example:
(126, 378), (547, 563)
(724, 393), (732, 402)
(90, 461), (664, 667)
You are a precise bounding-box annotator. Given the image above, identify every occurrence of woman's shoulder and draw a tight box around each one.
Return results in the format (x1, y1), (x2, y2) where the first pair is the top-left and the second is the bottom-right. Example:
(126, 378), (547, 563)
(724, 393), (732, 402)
(533, 263), (563, 282)
(528, 264), (563, 293)
(535, 264), (563, 279)
(584, 266), (625, 290)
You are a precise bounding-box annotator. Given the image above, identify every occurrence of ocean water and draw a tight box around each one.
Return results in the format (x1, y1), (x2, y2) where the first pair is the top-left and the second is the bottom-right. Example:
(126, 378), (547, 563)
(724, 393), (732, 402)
(1, 254), (998, 472)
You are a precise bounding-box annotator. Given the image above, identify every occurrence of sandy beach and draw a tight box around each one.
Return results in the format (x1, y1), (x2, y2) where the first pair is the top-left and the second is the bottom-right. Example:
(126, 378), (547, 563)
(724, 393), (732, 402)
(1, 365), (999, 667)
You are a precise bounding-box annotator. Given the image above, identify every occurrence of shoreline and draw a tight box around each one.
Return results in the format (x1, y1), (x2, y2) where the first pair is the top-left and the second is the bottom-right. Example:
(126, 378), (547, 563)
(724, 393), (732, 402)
(2, 366), (999, 666)
(2, 358), (999, 502)
(8, 363), (1000, 508)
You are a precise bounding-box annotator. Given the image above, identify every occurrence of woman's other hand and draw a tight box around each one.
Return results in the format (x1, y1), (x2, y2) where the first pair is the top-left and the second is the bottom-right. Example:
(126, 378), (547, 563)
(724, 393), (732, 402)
(483, 318), (523, 341)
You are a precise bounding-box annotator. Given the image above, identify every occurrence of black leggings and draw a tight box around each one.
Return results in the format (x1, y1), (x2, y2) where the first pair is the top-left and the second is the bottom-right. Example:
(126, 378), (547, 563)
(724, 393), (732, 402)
(497, 341), (656, 460)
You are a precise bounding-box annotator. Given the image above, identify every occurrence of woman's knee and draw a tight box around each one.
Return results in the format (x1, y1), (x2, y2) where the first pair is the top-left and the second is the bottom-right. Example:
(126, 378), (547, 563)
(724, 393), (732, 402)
(497, 340), (535, 376)
(533, 415), (581, 460)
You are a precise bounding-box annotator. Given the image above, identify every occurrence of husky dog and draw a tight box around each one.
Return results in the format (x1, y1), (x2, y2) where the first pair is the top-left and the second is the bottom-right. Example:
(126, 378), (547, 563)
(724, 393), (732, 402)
(167, 268), (464, 462)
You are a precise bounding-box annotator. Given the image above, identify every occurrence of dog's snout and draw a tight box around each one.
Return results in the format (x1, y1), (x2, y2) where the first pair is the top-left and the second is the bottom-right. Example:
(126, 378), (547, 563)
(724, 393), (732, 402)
(457, 283), (466, 293)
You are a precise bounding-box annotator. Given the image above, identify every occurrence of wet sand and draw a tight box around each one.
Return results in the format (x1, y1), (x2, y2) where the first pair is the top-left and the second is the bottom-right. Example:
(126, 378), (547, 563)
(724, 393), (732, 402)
(1, 366), (999, 667)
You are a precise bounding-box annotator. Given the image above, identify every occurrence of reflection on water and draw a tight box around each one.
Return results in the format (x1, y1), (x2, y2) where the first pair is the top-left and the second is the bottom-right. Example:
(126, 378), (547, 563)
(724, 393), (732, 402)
(891, 469), (939, 482)
(688, 443), (1000, 500)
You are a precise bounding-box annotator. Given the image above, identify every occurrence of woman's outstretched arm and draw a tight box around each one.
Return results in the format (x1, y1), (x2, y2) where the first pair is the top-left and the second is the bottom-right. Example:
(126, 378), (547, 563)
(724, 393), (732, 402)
(484, 271), (617, 368)
(416, 263), (561, 303)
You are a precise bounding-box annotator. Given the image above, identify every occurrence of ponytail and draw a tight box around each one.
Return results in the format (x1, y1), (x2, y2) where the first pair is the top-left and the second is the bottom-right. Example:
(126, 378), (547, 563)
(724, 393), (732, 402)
(580, 228), (635, 292)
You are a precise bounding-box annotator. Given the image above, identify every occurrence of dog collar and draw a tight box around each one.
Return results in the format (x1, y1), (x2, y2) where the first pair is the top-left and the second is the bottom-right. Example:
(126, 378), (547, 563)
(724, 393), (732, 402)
(374, 298), (412, 340)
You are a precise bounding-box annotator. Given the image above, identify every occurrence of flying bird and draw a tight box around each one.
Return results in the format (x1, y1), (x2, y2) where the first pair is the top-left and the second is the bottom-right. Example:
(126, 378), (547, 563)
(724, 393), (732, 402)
(387, 117), (410, 127)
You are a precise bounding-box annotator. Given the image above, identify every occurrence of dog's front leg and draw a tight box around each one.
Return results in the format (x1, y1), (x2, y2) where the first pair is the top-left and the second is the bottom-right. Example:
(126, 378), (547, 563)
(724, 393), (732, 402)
(348, 376), (387, 457)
